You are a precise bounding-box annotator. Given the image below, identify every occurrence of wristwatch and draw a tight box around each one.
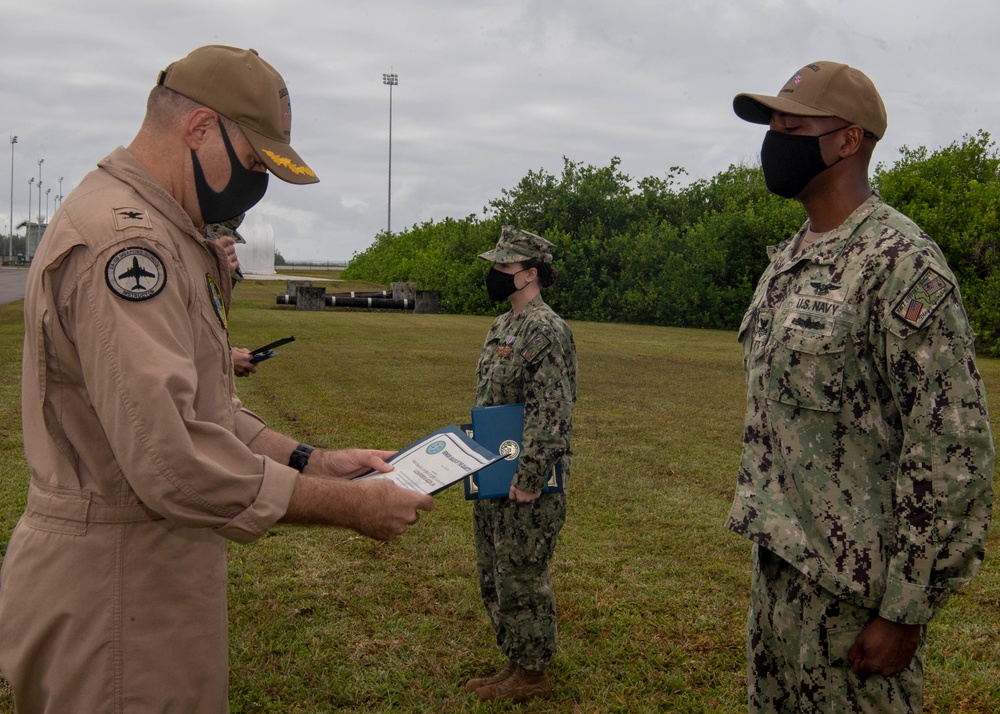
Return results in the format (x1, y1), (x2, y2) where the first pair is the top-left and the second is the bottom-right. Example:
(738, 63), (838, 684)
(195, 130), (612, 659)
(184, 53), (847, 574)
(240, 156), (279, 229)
(288, 443), (315, 472)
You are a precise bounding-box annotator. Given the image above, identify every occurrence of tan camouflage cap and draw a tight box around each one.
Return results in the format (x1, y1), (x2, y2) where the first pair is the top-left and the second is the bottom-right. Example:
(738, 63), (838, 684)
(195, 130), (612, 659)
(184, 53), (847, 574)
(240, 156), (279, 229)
(205, 213), (246, 243)
(734, 61), (887, 140)
(478, 226), (555, 264)
(157, 45), (319, 184)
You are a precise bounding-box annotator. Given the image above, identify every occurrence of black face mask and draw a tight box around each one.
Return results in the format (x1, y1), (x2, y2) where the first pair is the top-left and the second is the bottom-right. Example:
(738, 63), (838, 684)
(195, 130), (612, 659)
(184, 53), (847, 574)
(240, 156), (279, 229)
(759, 126), (847, 199)
(192, 122), (269, 223)
(485, 267), (527, 303)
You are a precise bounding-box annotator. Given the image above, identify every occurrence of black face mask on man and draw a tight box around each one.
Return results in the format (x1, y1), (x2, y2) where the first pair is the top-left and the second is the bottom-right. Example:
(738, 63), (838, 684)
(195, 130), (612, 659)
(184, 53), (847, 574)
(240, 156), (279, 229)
(192, 121), (269, 223)
(759, 125), (848, 199)
(485, 267), (527, 303)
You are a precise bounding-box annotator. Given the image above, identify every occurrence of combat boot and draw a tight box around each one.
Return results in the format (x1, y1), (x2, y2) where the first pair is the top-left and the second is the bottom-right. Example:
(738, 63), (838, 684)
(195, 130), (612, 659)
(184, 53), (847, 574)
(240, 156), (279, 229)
(463, 660), (515, 693)
(473, 663), (553, 703)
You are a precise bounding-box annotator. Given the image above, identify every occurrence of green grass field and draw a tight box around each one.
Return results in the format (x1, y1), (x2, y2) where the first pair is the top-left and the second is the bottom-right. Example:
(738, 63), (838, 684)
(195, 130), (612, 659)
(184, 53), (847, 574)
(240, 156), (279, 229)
(1, 274), (998, 712)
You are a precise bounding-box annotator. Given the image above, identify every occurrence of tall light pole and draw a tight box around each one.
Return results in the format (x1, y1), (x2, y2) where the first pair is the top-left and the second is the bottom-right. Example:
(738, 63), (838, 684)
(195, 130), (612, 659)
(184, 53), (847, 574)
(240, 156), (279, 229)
(58, 176), (64, 210)
(37, 158), (44, 223)
(45, 188), (51, 222)
(382, 72), (398, 235)
(27, 177), (34, 256)
(8, 135), (15, 261)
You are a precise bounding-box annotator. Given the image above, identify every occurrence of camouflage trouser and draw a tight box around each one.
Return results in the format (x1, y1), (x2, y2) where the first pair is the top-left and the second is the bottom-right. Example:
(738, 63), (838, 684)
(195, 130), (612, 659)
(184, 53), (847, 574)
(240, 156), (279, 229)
(472, 492), (566, 671)
(748, 545), (925, 713)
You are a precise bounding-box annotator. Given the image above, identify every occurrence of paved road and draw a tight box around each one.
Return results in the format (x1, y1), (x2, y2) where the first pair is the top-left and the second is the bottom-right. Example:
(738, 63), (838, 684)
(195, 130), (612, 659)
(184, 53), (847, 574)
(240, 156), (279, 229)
(0, 268), (29, 306)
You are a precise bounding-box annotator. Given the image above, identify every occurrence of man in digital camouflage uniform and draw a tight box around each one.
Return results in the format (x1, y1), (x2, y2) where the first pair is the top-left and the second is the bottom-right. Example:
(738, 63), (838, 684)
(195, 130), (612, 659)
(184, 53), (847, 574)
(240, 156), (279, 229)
(466, 226), (577, 703)
(727, 61), (994, 712)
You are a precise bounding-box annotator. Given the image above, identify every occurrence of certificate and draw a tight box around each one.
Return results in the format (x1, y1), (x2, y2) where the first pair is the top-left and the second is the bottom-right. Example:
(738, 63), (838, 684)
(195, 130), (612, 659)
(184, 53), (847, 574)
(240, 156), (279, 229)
(353, 425), (502, 495)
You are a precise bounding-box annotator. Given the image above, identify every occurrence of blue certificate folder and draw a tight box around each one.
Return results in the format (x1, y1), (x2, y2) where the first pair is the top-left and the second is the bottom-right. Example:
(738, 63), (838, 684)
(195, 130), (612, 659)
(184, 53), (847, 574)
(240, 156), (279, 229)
(463, 403), (564, 500)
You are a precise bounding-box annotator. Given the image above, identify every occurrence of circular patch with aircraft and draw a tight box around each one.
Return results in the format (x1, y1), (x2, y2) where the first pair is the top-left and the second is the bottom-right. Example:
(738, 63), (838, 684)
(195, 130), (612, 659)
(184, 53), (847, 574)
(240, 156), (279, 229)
(105, 247), (167, 301)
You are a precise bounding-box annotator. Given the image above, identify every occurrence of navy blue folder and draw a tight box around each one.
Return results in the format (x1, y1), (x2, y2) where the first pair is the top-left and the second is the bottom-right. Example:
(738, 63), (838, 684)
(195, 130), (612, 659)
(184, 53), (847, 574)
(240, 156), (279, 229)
(463, 403), (564, 500)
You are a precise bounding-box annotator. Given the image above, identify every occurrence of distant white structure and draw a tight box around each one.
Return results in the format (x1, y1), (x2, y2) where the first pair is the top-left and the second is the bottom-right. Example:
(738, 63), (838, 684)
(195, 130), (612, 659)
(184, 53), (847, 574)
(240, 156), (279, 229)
(234, 213), (275, 275)
(20, 221), (47, 260)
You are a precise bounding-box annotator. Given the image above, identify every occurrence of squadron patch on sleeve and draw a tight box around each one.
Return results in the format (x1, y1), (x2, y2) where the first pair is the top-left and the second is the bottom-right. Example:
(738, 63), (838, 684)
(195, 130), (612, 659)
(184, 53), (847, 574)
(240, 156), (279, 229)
(892, 266), (954, 330)
(105, 247), (167, 301)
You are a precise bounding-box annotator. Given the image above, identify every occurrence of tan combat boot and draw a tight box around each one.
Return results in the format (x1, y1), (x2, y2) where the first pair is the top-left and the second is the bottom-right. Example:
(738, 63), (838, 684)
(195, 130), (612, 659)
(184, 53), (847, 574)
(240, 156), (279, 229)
(473, 663), (553, 703)
(463, 660), (515, 693)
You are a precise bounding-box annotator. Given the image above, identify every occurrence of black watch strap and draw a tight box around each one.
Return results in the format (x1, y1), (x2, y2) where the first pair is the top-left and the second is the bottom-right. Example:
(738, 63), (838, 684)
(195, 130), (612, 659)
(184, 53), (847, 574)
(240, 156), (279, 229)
(288, 443), (315, 472)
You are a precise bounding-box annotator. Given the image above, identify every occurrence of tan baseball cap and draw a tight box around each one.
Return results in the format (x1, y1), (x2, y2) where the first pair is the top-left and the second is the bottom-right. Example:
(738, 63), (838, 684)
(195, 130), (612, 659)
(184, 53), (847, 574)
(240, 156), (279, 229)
(734, 61), (887, 140)
(157, 45), (319, 184)
(478, 226), (555, 264)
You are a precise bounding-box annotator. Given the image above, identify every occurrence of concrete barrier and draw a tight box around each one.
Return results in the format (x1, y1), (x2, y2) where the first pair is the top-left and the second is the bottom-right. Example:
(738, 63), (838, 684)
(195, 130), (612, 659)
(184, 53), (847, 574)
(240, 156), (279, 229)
(295, 286), (327, 311)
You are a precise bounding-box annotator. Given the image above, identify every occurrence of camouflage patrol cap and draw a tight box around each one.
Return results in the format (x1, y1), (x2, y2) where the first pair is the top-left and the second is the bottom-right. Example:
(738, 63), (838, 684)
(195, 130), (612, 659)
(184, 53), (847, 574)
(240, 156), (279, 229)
(734, 61), (887, 140)
(157, 45), (319, 184)
(205, 213), (247, 243)
(478, 226), (555, 264)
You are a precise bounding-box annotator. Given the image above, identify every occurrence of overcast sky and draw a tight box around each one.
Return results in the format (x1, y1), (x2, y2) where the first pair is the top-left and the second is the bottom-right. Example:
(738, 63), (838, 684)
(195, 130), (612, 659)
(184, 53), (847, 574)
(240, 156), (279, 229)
(3, 0), (998, 261)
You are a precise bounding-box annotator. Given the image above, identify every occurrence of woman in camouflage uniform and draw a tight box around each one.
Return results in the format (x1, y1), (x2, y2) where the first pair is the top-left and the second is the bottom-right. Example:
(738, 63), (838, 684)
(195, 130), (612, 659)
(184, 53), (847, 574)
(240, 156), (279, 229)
(465, 226), (577, 703)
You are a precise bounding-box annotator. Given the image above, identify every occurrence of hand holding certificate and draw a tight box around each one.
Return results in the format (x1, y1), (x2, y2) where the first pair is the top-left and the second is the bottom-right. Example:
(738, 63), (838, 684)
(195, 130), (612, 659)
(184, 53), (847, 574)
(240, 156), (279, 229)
(353, 425), (502, 495)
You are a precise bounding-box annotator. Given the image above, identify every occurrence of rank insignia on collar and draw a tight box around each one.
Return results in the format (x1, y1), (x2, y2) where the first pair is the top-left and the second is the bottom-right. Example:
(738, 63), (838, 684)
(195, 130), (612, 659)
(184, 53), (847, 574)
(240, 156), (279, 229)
(892, 266), (954, 330)
(206, 273), (228, 330)
(105, 247), (166, 301)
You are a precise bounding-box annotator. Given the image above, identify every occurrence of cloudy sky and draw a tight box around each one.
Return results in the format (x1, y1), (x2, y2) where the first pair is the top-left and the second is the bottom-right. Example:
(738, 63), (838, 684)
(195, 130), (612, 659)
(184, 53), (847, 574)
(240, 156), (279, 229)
(3, 0), (998, 261)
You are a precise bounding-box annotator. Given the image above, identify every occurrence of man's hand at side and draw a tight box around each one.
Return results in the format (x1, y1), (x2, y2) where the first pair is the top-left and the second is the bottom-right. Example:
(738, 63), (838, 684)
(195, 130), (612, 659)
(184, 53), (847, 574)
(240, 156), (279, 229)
(848, 616), (922, 677)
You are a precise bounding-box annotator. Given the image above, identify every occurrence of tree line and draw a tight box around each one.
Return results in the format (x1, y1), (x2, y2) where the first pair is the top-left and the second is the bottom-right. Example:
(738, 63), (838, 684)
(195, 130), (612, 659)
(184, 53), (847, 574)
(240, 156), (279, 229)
(344, 130), (1000, 355)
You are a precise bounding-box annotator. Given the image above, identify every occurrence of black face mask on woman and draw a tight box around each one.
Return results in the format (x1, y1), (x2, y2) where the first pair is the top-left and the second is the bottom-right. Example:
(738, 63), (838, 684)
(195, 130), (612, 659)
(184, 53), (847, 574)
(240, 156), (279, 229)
(759, 125), (848, 199)
(192, 122), (269, 223)
(485, 267), (527, 302)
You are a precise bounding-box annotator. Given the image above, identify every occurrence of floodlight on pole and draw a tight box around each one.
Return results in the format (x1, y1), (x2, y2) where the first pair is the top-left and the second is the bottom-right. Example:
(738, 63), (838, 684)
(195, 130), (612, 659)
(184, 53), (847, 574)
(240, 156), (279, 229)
(46, 188), (51, 223)
(37, 158), (44, 223)
(58, 176), (64, 209)
(382, 72), (398, 235)
(8, 135), (16, 260)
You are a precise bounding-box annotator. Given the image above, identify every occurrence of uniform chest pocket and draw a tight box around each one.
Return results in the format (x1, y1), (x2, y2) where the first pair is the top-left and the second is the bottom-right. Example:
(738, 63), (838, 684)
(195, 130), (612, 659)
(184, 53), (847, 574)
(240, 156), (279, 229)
(766, 315), (852, 413)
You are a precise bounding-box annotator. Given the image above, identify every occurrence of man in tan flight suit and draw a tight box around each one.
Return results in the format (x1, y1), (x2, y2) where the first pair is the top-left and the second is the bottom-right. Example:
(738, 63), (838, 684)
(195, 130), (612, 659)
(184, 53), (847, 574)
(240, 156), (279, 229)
(0, 45), (435, 713)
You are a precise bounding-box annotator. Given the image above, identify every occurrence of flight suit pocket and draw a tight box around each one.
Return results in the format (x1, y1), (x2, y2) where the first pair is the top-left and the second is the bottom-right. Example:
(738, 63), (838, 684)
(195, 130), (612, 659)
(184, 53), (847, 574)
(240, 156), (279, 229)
(766, 315), (851, 413)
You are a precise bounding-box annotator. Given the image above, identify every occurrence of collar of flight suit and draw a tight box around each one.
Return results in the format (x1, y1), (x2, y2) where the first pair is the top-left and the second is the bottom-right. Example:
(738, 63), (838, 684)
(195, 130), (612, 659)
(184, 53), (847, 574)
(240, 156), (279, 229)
(97, 146), (209, 247)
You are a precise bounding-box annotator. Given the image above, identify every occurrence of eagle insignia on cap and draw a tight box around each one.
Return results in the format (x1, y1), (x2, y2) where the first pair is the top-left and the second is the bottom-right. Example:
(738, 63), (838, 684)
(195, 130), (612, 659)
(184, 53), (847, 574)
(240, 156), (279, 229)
(106, 247), (166, 301)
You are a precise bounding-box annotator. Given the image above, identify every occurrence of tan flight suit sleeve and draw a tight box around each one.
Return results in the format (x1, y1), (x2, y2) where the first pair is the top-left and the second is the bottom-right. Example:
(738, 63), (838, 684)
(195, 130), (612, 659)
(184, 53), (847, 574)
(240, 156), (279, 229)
(58, 233), (297, 544)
